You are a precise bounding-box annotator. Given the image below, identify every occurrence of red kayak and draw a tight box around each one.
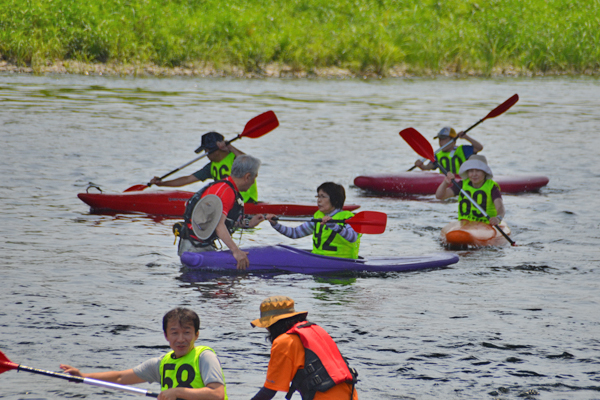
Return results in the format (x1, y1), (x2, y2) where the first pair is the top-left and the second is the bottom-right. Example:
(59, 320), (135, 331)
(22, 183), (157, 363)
(354, 172), (549, 195)
(78, 190), (360, 217)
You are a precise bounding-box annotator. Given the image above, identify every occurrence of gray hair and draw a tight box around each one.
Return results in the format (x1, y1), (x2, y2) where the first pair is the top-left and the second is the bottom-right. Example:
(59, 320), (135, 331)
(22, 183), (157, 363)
(231, 154), (261, 178)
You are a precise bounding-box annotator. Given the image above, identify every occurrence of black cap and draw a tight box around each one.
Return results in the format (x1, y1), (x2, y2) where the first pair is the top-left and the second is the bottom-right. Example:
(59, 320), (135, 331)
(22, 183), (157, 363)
(194, 131), (225, 154)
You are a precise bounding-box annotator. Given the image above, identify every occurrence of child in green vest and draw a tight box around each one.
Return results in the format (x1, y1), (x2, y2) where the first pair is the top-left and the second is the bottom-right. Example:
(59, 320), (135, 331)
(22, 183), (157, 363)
(265, 182), (361, 259)
(60, 308), (227, 400)
(435, 154), (505, 226)
(414, 127), (484, 174)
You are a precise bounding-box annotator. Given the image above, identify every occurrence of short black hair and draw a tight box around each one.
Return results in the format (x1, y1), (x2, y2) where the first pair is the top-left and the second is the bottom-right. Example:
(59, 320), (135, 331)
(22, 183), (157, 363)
(162, 308), (200, 333)
(317, 182), (346, 209)
(266, 314), (308, 343)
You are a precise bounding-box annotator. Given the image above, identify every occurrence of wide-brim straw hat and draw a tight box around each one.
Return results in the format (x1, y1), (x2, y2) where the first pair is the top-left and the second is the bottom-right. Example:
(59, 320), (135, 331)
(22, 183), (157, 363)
(250, 296), (308, 328)
(459, 154), (494, 180)
(191, 194), (223, 240)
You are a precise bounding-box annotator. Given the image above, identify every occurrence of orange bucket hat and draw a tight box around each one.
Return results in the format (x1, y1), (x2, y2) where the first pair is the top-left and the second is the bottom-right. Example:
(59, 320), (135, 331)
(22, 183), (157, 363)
(250, 296), (308, 328)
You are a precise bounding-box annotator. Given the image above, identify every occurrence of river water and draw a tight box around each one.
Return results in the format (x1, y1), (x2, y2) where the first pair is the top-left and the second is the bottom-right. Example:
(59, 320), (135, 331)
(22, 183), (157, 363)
(1, 74), (599, 399)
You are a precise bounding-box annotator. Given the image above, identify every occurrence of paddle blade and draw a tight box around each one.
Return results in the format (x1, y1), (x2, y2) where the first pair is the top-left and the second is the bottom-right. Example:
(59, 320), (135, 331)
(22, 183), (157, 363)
(484, 94), (519, 120)
(347, 211), (387, 234)
(123, 184), (149, 192)
(240, 110), (279, 139)
(399, 128), (435, 162)
(0, 351), (19, 374)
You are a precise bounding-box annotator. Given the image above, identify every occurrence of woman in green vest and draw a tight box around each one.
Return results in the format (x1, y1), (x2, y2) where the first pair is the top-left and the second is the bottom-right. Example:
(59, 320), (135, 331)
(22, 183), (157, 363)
(435, 154), (505, 226)
(414, 126), (484, 174)
(150, 131), (259, 203)
(265, 182), (361, 259)
(60, 308), (227, 400)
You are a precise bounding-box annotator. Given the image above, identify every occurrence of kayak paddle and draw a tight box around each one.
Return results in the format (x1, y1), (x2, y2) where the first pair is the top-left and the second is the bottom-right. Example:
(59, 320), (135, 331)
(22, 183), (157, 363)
(0, 350), (158, 397)
(273, 211), (387, 235)
(408, 94), (519, 171)
(124, 110), (279, 192)
(400, 127), (516, 246)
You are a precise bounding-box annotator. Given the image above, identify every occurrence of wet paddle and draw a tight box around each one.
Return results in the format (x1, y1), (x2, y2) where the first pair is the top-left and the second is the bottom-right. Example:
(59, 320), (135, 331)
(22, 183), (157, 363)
(0, 351), (158, 397)
(408, 94), (519, 171)
(273, 211), (387, 235)
(400, 128), (516, 246)
(124, 110), (279, 192)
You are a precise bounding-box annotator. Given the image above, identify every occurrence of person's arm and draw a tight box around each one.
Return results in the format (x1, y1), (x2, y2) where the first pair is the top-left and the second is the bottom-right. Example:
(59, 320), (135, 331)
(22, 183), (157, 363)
(250, 386), (277, 400)
(59, 365), (145, 385)
(214, 214), (249, 270)
(150, 175), (199, 187)
(265, 214), (314, 239)
(414, 159), (436, 170)
(458, 131), (484, 153)
(158, 382), (224, 400)
(489, 197), (505, 226)
(322, 214), (359, 243)
(435, 172), (457, 200)
(217, 141), (245, 157)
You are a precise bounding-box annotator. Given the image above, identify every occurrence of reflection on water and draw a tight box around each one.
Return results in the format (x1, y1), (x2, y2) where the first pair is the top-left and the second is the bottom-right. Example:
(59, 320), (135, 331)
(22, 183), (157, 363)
(1, 74), (600, 399)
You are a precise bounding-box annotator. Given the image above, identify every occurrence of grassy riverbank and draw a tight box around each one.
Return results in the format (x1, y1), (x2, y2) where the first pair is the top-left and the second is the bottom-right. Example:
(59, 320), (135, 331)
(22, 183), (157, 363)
(1, 0), (599, 77)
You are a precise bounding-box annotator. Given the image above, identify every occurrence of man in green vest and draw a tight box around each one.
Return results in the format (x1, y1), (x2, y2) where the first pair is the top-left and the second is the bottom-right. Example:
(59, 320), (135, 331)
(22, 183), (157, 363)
(414, 127), (484, 174)
(60, 308), (227, 400)
(150, 131), (259, 203)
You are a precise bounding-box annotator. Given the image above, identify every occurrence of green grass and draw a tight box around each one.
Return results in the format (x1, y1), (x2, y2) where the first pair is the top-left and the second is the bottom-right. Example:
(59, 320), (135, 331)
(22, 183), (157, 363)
(1, 0), (599, 75)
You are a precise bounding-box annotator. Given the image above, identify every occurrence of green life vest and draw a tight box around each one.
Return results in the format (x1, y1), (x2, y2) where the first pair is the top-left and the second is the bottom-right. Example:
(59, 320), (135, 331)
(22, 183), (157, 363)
(435, 146), (469, 174)
(159, 346), (228, 399)
(458, 179), (500, 223)
(210, 152), (258, 203)
(312, 210), (361, 259)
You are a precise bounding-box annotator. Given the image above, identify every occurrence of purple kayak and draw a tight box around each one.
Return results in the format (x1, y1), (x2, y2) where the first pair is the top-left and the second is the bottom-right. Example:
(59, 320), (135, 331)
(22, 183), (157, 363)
(180, 245), (459, 274)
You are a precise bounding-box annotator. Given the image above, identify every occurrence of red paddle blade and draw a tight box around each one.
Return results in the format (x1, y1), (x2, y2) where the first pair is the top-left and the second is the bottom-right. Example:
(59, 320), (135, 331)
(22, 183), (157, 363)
(0, 351), (19, 374)
(240, 110), (279, 139)
(346, 211), (387, 235)
(123, 184), (149, 192)
(399, 128), (435, 162)
(484, 94), (519, 120)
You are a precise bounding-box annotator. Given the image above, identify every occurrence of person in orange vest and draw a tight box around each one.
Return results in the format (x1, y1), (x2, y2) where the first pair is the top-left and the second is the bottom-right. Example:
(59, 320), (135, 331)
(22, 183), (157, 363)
(249, 296), (358, 400)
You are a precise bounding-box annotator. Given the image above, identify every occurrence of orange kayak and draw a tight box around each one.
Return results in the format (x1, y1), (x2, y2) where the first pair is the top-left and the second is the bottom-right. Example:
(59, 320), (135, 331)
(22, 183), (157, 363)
(441, 220), (511, 248)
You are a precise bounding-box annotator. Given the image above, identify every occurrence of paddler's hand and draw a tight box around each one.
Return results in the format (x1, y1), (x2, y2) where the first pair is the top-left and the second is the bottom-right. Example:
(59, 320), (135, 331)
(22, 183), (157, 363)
(248, 214), (265, 228)
(444, 172), (455, 185)
(59, 364), (82, 377)
(216, 140), (230, 151)
(149, 176), (162, 186)
(457, 130), (466, 139)
(233, 249), (250, 270)
(321, 216), (337, 227)
(414, 159), (424, 168)
(265, 214), (277, 226)
(322, 215), (341, 231)
(157, 388), (179, 400)
(489, 216), (502, 226)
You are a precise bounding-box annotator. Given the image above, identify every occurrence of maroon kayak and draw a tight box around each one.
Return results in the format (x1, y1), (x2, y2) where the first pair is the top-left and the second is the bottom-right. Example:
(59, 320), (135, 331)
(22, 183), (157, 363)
(78, 190), (360, 217)
(354, 172), (549, 196)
